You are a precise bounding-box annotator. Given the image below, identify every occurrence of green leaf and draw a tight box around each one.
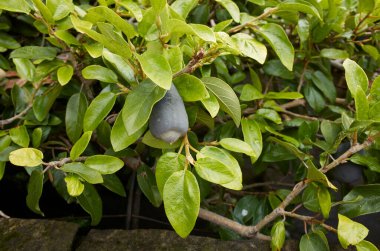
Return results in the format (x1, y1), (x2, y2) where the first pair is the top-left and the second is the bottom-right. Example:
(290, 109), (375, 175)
(77, 183), (102, 225)
(137, 164), (162, 207)
(343, 59), (368, 95)
(317, 185), (331, 218)
(26, 170), (44, 216)
(265, 91), (303, 100)
(61, 162), (103, 184)
(136, 51), (172, 90)
(102, 49), (135, 84)
(122, 79), (166, 135)
(66, 93), (88, 143)
(202, 77), (241, 126)
(110, 113), (147, 152)
(163, 170), (200, 238)
(241, 118), (262, 164)
(173, 74), (209, 101)
(219, 138), (255, 157)
(338, 214), (368, 249)
(215, 0), (240, 22)
(71, 16), (132, 59)
(150, 0), (166, 11)
(354, 88), (369, 120)
(304, 84), (325, 112)
(350, 154), (380, 173)
(118, 0), (143, 21)
(356, 240), (379, 251)
(55, 30), (80, 46)
(231, 33), (267, 64)
(168, 19), (216, 42)
(370, 76), (380, 101)
(201, 92), (220, 118)
(256, 108), (282, 124)
(83, 92), (116, 132)
(10, 46), (58, 61)
(311, 71), (336, 103)
(171, 0), (198, 19)
(33, 84), (62, 121)
(57, 65), (73, 86)
(278, 0), (322, 20)
(0, 0), (31, 13)
(156, 152), (186, 196)
(259, 23), (294, 71)
(233, 195), (260, 223)
(70, 131), (92, 161)
(306, 160), (337, 190)
(13, 58), (35, 81)
(240, 84), (264, 101)
(9, 148), (43, 167)
(46, 0), (73, 20)
(362, 45), (379, 60)
(82, 65), (118, 83)
(271, 221), (286, 251)
(299, 232), (329, 251)
(31, 0), (54, 24)
(84, 155), (124, 174)
(0, 162), (5, 181)
(85, 6), (137, 38)
(142, 130), (181, 149)
(339, 185), (380, 217)
(64, 175), (84, 197)
(302, 184), (320, 212)
(0, 32), (20, 49)
(195, 146), (242, 190)
(320, 48), (349, 59)
(297, 19), (309, 43)
(9, 125), (30, 147)
(102, 174), (126, 197)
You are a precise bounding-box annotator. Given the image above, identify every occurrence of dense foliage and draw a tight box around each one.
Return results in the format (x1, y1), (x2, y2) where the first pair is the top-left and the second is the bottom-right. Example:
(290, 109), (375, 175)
(0, 0), (380, 249)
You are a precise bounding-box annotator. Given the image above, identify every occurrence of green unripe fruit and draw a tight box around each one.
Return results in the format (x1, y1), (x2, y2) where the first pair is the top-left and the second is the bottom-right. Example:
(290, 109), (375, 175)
(149, 84), (189, 143)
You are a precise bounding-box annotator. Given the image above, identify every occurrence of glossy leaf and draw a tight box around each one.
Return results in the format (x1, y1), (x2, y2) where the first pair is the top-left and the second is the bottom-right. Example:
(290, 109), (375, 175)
(241, 118), (262, 163)
(338, 214), (368, 249)
(84, 155), (124, 174)
(142, 130), (182, 149)
(320, 48), (349, 59)
(311, 71), (336, 103)
(122, 79), (166, 135)
(137, 164), (162, 207)
(201, 92), (220, 118)
(306, 160), (337, 190)
(118, 0), (143, 21)
(66, 93), (88, 143)
(215, 0), (240, 22)
(259, 23), (294, 71)
(195, 146), (242, 190)
(317, 185), (331, 218)
(356, 240), (379, 251)
(33, 84), (62, 121)
(343, 59), (368, 95)
(219, 138), (255, 156)
(136, 51), (172, 90)
(278, 0), (322, 20)
(0, 0), (31, 13)
(10, 46), (58, 61)
(163, 170), (200, 238)
(171, 0), (198, 18)
(64, 175), (84, 197)
(231, 33), (267, 64)
(173, 74), (209, 101)
(339, 185), (380, 217)
(9, 125), (29, 147)
(110, 113), (147, 152)
(57, 65), (73, 86)
(83, 92), (116, 132)
(70, 131), (92, 161)
(77, 183), (102, 225)
(155, 152), (186, 196)
(202, 77), (241, 126)
(26, 170), (44, 216)
(61, 162), (103, 184)
(240, 84), (264, 101)
(102, 174), (126, 197)
(102, 49), (135, 84)
(9, 148), (43, 167)
(271, 221), (286, 251)
(82, 65), (118, 83)
(299, 232), (329, 251)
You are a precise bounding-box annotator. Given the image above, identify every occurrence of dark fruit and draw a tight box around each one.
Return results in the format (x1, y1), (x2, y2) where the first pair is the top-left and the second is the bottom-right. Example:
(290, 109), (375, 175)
(149, 84), (189, 143)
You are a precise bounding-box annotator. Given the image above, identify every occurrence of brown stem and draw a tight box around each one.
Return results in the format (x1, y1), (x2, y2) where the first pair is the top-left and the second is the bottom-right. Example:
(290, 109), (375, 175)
(297, 60), (309, 92)
(173, 49), (205, 79)
(281, 211), (337, 233)
(0, 104), (33, 127)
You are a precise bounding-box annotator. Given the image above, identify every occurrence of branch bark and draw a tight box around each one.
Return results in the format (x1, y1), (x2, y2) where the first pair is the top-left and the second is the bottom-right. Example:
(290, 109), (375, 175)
(0, 104), (32, 127)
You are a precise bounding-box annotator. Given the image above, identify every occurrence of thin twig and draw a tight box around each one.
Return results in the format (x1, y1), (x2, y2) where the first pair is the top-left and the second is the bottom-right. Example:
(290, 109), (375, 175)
(0, 104), (32, 127)
(281, 210), (337, 233)
(297, 60), (309, 92)
(173, 49), (205, 79)
(243, 181), (294, 190)
(0, 210), (10, 218)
